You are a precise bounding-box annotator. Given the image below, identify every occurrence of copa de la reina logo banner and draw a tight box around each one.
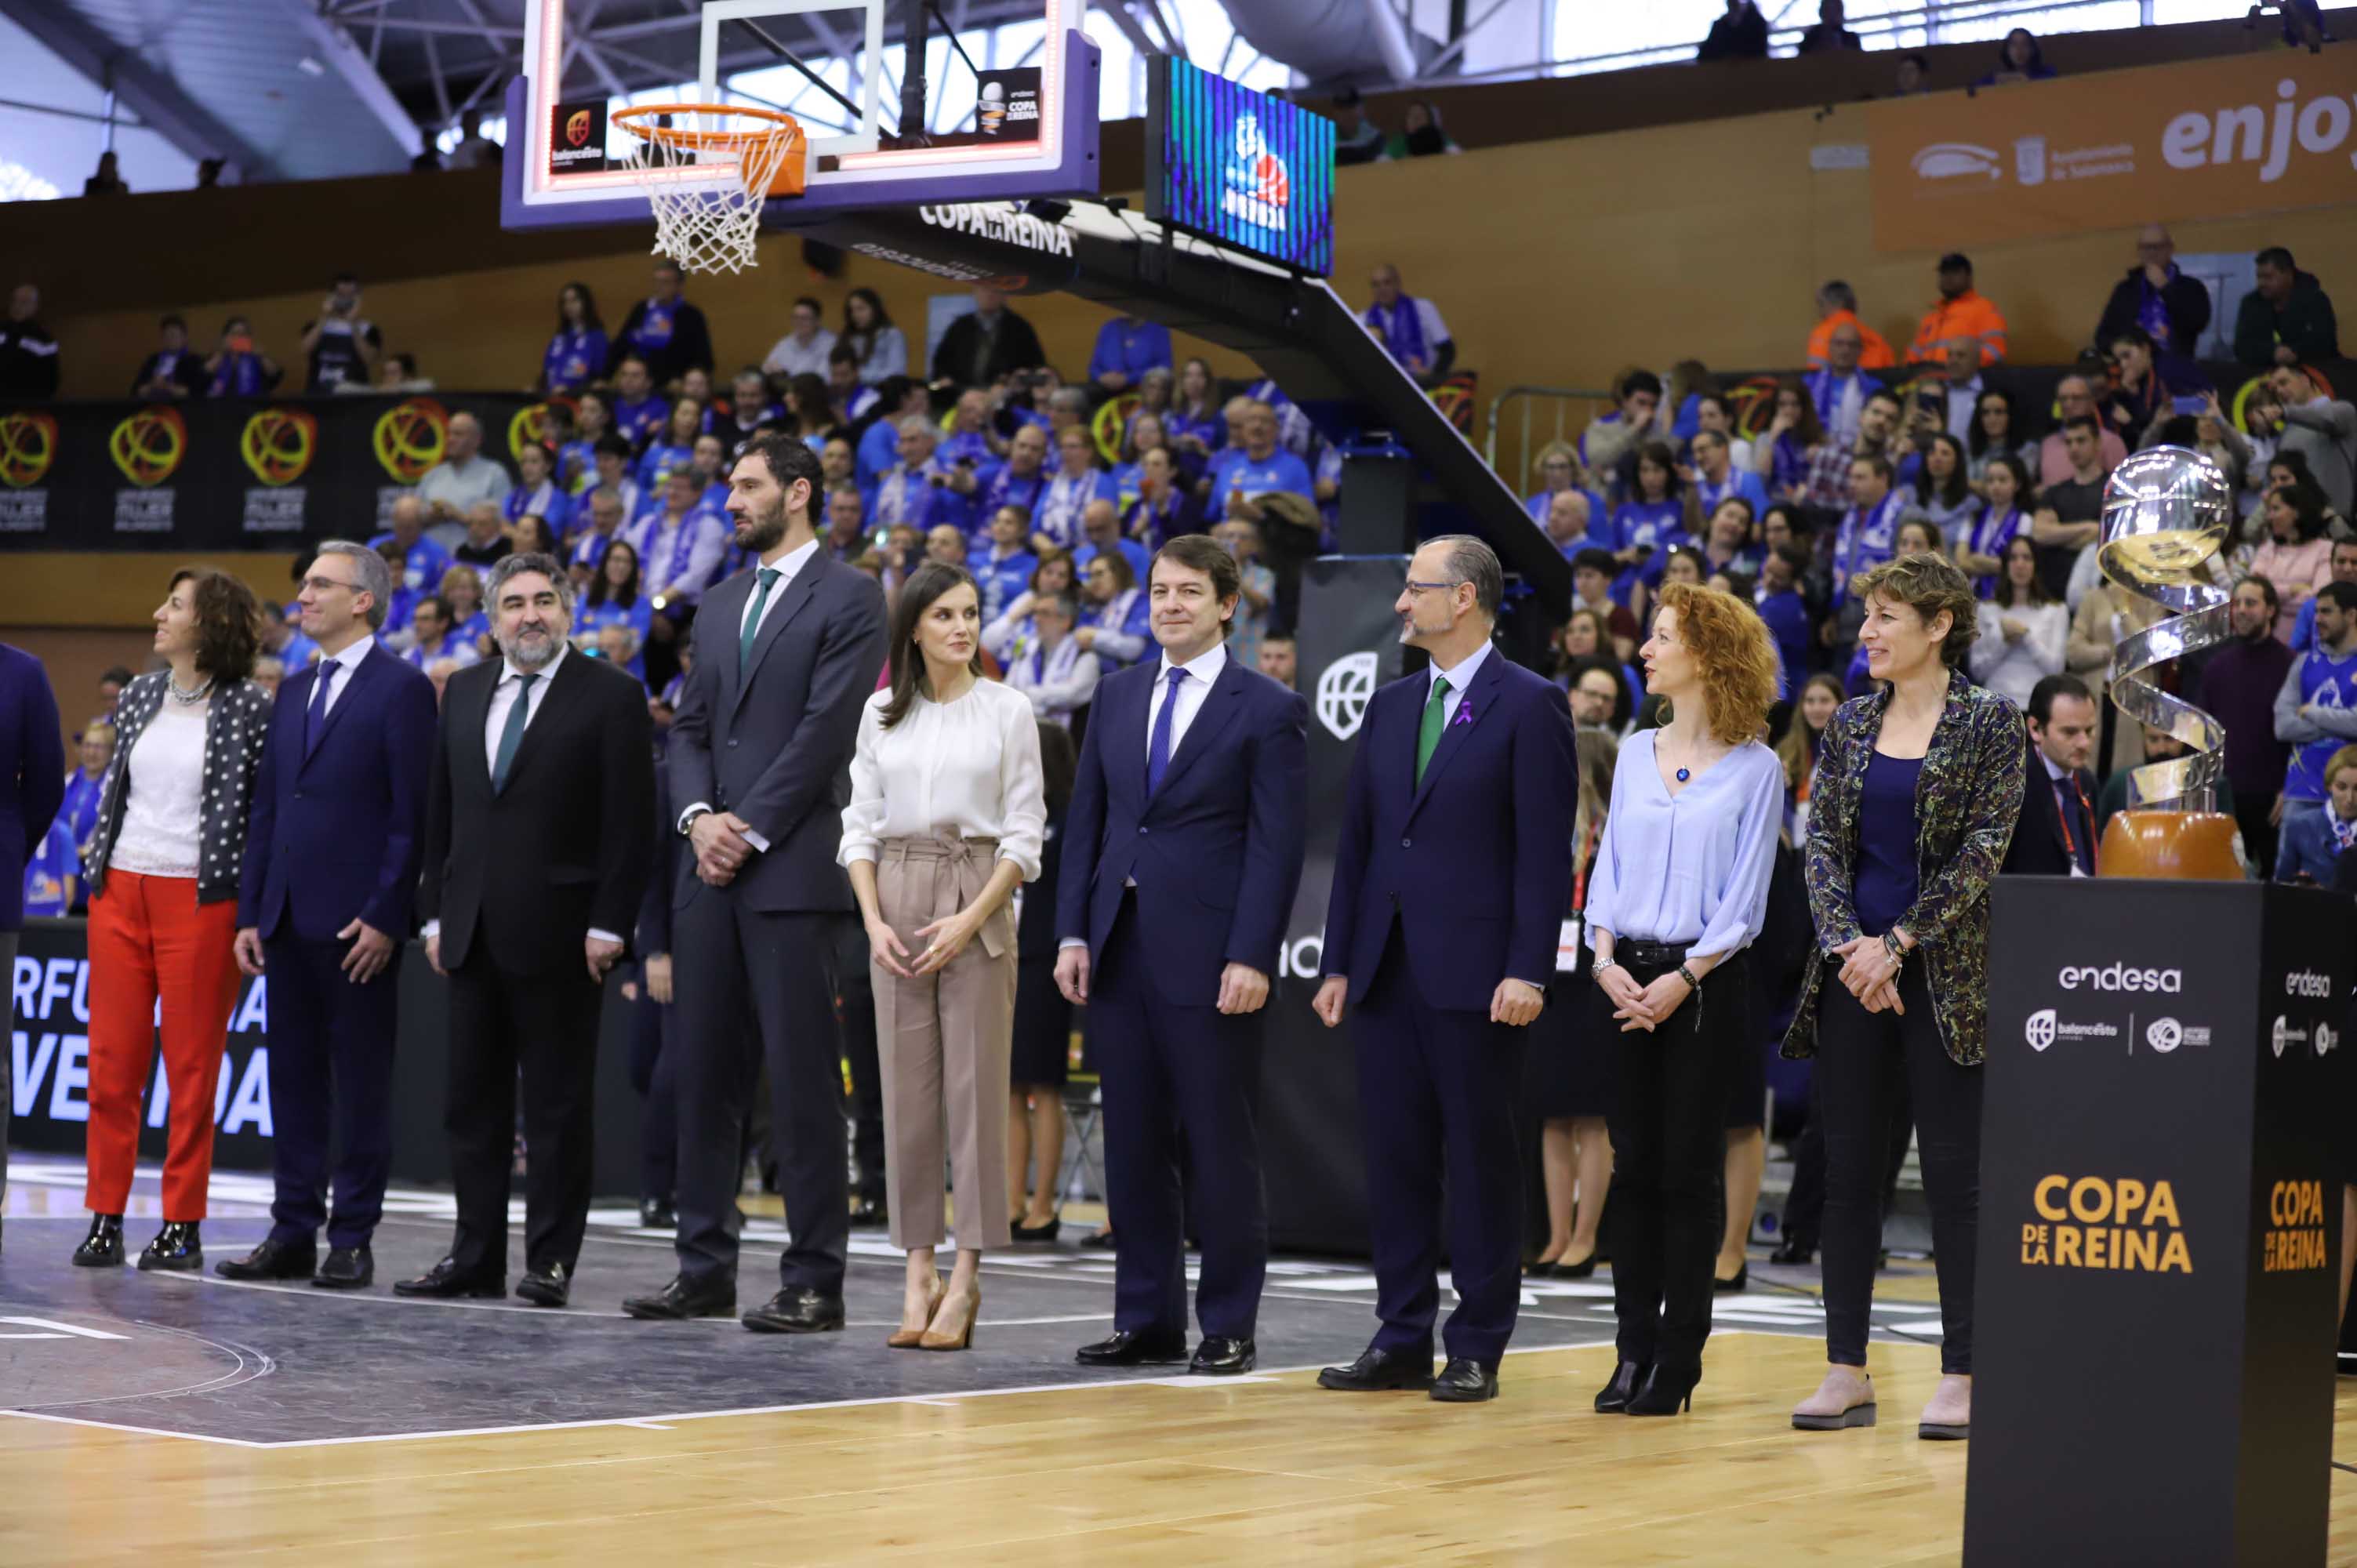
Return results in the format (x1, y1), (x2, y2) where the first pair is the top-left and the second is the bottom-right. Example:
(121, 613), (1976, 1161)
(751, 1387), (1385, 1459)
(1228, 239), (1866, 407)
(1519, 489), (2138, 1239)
(1867, 49), (2357, 250)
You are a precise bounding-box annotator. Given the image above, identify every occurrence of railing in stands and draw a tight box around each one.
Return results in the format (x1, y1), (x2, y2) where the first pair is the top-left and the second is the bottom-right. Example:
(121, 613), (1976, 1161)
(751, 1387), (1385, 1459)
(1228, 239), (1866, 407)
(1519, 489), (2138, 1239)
(1485, 385), (1614, 498)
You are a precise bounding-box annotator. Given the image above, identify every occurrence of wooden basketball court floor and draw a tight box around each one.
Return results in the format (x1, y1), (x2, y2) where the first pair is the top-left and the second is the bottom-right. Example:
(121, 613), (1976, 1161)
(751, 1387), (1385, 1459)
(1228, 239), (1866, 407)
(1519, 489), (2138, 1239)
(7, 1157), (2357, 1566)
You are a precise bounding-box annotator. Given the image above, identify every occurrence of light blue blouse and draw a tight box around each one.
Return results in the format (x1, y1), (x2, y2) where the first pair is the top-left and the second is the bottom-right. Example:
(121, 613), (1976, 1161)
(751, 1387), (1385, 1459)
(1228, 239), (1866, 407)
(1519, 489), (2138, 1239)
(1583, 730), (1784, 960)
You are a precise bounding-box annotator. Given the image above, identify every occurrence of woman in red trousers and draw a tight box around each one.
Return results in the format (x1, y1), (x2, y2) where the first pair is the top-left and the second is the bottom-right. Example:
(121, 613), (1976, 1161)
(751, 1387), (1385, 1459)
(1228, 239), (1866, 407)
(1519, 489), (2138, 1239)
(74, 568), (271, 1271)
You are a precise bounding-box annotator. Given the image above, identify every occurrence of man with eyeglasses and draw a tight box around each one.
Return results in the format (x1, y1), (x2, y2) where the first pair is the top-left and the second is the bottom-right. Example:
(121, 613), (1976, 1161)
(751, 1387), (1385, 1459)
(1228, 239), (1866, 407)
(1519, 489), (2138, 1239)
(222, 539), (438, 1290)
(2037, 374), (2128, 487)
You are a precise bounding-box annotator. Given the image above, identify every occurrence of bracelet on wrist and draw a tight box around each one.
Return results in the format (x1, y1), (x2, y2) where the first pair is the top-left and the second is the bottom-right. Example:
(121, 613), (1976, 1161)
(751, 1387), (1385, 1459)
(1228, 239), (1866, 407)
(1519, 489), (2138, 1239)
(1676, 962), (1702, 990)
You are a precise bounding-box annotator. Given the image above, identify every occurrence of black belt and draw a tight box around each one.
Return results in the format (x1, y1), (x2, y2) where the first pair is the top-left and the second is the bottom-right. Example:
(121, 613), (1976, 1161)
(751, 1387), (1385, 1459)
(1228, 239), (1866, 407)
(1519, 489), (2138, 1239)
(1616, 938), (1693, 970)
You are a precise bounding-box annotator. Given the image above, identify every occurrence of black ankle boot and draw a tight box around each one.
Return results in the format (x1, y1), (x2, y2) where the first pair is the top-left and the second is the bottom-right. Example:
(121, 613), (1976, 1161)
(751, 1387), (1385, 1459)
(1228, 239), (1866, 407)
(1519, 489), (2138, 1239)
(73, 1214), (125, 1268)
(1626, 1364), (1700, 1416)
(1594, 1359), (1650, 1414)
(137, 1221), (203, 1272)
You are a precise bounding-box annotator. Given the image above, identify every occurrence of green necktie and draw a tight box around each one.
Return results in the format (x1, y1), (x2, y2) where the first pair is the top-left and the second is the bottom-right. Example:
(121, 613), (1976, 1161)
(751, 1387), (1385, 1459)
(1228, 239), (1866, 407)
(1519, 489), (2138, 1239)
(492, 672), (538, 793)
(1416, 674), (1451, 787)
(739, 566), (781, 673)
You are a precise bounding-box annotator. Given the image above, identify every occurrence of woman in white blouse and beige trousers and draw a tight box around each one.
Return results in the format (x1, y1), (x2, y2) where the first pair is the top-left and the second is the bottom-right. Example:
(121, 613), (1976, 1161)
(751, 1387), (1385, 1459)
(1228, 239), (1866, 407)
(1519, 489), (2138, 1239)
(841, 561), (1046, 1353)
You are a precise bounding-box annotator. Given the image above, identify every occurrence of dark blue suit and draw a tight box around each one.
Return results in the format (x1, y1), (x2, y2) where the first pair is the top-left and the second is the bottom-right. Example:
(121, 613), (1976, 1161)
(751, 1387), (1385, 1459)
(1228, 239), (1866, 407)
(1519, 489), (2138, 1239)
(1321, 647), (1578, 1366)
(1059, 649), (1308, 1340)
(239, 644), (437, 1249)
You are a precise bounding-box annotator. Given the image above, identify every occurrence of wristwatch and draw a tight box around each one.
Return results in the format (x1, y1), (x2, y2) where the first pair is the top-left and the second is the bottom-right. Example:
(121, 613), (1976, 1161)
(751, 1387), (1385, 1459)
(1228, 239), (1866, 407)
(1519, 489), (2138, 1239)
(678, 806), (708, 839)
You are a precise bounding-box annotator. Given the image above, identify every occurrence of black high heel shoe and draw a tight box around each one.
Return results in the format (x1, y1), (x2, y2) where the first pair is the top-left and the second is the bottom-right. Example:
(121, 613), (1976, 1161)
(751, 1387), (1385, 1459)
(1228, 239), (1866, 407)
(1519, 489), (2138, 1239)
(1625, 1365), (1699, 1416)
(1553, 1251), (1599, 1280)
(1714, 1263), (1748, 1293)
(72, 1214), (125, 1267)
(1593, 1359), (1650, 1413)
(137, 1221), (203, 1272)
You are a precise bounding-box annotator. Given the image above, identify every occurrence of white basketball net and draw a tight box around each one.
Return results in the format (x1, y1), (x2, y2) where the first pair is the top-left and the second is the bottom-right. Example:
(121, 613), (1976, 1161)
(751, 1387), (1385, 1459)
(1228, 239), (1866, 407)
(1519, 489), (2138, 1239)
(616, 108), (799, 276)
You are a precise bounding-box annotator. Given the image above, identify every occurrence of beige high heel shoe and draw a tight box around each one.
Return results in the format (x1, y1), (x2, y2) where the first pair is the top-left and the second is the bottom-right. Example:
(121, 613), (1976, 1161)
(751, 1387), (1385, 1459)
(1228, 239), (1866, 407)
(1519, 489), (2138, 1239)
(888, 1274), (946, 1349)
(918, 1283), (981, 1351)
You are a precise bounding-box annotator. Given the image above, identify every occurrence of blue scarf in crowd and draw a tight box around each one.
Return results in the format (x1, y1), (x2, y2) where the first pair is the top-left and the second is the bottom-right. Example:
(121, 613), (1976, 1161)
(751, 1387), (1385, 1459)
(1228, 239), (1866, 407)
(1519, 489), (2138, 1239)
(1364, 297), (1429, 367)
(2134, 266), (2178, 343)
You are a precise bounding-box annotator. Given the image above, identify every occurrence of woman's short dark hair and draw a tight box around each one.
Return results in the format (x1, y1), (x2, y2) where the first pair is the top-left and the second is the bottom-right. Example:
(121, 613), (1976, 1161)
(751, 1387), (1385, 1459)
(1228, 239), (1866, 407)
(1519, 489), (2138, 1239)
(1029, 547), (1073, 592)
(169, 567), (261, 683)
(1149, 532), (1240, 606)
(880, 561), (980, 731)
(1850, 551), (1979, 667)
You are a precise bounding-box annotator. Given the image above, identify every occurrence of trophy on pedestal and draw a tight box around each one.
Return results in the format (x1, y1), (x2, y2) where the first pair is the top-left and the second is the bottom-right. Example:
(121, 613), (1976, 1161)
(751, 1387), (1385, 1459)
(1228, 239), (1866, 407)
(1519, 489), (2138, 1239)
(2094, 445), (2243, 878)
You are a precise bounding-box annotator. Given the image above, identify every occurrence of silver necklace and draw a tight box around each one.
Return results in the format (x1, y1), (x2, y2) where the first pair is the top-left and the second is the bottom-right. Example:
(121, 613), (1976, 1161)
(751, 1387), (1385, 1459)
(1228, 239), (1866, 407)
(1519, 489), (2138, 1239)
(166, 674), (215, 706)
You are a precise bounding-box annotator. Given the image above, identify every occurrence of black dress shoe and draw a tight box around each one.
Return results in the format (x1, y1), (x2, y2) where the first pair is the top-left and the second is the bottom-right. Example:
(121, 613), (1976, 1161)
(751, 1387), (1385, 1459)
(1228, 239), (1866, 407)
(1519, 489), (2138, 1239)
(72, 1214), (125, 1268)
(136, 1222), (202, 1272)
(1769, 1240), (1815, 1266)
(1317, 1345), (1435, 1392)
(1593, 1359), (1651, 1414)
(847, 1195), (887, 1227)
(1429, 1357), (1500, 1403)
(394, 1258), (507, 1298)
(1080, 1228), (1117, 1249)
(216, 1237), (317, 1280)
(1626, 1364), (1699, 1416)
(312, 1247), (373, 1289)
(621, 1273), (735, 1320)
(637, 1199), (677, 1230)
(1009, 1215), (1061, 1243)
(1715, 1264), (1749, 1293)
(516, 1261), (570, 1307)
(1189, 1336), (1256, 1376)
(742, 1285), (844, 1334)
(1076, 1327), (1189, 1367)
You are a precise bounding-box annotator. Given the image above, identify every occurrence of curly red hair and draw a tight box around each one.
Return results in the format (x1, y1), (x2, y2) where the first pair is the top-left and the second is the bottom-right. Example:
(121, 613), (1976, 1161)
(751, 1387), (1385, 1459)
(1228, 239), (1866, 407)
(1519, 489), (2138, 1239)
(1654, 581), (1779, 746)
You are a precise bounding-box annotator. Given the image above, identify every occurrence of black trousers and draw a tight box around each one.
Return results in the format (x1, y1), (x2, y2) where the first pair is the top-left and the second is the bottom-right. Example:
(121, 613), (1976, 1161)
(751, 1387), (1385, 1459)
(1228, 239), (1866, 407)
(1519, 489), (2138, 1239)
(671, 895), (846, 1292)
(1092, 898), (1269, 1341)
(834, 914), (887, 1204)
(445, 949), (603, 1276)
(1605, 946), (1750, 1374)
(1779, 1071), (1912, 1254)
(627, 986), (677, 1203)
(1815, 964), (1981, 1374)
(264, 934), (401, 1250)
(1354, 920), (1527, 1367)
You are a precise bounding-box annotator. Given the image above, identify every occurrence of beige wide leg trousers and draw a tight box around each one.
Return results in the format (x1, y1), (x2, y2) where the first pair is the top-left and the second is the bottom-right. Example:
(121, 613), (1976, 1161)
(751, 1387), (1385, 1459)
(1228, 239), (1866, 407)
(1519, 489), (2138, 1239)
(872, 834), (1016, 1252)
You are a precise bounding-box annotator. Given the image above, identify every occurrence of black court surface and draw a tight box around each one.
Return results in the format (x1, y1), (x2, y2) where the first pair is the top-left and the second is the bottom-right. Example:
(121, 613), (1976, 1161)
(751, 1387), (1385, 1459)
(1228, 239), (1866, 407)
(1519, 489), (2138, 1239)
(0, 1158), (1948, 1449)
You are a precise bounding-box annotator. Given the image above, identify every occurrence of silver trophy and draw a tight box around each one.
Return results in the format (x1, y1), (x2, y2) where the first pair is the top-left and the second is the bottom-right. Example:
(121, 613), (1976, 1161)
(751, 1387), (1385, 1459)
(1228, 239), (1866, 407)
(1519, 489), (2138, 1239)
(2094, 445), (2234, 814)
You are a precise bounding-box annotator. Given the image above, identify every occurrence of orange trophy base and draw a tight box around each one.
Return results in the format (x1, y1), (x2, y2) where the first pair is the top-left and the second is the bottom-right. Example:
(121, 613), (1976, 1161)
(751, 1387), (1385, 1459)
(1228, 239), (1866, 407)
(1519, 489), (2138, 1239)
(2097, 810), (2243, 880)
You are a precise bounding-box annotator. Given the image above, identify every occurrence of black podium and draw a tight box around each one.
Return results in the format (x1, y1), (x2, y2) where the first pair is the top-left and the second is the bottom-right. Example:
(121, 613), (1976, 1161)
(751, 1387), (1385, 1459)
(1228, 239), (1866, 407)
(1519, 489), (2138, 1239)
(1966, 880), (2349, 1566)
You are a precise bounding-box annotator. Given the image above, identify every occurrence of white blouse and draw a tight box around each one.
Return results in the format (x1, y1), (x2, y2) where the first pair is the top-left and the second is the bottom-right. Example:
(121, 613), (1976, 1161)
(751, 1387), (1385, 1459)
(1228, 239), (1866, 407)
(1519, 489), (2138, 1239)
(1582, 731), (1784, 961)
(838, 678), (1048, 882)
(112, 700), (209, 878)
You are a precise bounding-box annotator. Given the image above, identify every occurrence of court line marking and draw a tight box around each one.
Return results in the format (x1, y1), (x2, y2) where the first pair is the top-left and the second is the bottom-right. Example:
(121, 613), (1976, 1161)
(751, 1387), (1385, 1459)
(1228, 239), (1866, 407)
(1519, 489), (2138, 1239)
(0, 1341), (1635, 1452)
(0, 1330), (1931, 1454)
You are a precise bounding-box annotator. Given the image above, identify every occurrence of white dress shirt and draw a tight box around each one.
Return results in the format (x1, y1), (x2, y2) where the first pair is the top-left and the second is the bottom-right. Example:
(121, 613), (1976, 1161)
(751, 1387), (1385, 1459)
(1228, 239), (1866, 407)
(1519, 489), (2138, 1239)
(1145, 642), (1226, 764)
(423, 644), (619, 943)
(837, 679), (1047, 881)
(309, 635), (375, 719)
(1427, 639), (1491, 726)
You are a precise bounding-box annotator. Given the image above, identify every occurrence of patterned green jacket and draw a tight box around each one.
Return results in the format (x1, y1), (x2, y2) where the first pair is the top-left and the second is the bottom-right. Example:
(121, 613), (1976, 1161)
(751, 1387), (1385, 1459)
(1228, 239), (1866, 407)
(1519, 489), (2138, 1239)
(1781, 668), (2026, 1067)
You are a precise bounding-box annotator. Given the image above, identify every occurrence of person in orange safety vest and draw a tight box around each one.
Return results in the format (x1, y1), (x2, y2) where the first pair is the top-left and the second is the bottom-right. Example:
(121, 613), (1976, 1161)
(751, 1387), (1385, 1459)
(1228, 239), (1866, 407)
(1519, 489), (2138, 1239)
(1908, 252), (2008, 367)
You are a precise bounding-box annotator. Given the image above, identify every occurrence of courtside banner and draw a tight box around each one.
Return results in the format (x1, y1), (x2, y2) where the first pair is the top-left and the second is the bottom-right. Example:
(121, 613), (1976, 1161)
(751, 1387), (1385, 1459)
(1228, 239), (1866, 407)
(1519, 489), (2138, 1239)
(0, 392), (552, 550)
(1866, 50), (2357, 252)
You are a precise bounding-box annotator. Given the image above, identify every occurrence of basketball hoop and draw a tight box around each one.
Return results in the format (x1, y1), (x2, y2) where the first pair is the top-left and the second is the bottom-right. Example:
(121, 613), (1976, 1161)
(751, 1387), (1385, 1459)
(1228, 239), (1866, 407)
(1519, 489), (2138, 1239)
(612, 103), (808, 276)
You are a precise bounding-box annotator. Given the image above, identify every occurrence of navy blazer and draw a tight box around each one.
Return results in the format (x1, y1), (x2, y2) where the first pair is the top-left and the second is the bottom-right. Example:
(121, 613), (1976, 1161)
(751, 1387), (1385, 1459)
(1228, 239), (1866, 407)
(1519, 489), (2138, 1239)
(1321, 648), (1579, 1011)
(1057, 652), (1309, 1003)
(0, 643), (64, 932)
(239, 644), (438, 942)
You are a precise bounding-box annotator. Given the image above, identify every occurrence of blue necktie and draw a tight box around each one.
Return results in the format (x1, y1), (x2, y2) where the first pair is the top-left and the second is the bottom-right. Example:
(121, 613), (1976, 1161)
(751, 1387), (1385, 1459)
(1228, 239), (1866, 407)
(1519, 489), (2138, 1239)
(303, 661), (338, 760)
(1146, 666), (1187, 796)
